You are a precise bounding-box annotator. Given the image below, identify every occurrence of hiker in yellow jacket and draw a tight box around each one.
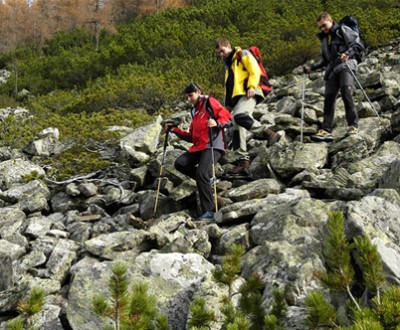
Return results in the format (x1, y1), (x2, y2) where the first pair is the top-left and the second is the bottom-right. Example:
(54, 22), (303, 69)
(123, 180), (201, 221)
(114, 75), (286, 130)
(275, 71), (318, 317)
(215, 38), (283, 176)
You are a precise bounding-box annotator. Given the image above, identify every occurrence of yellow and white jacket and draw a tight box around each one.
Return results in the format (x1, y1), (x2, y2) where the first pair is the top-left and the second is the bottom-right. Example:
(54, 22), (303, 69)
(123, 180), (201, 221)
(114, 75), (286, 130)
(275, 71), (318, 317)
(224, 47), (264, 105)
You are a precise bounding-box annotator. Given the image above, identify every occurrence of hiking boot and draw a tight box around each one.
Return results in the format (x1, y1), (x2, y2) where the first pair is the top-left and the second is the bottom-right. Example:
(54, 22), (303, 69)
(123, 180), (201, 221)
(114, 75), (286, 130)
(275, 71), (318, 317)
(263, 129), (283, 147)
(346, 126), (359, 135)
(228, 159), (250, 176)
(311, 129), (333, 142)
(198, 211), (214, 221)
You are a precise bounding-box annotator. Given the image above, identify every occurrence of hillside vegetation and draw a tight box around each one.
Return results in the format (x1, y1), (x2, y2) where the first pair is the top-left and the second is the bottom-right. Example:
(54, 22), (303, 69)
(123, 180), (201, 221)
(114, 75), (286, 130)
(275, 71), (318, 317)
(0, 0), (398, 178)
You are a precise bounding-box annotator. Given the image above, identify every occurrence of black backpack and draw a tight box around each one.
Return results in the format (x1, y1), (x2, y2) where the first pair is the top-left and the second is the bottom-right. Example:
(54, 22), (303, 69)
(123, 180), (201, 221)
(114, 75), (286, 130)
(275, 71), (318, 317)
(339, 15), (360, 34)
(338, 15), (365, 63)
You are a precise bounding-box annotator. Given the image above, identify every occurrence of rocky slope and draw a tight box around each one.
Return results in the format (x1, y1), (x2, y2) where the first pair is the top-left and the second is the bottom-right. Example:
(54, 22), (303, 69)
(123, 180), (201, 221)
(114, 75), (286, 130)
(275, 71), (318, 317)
(0, 38), (399, 329)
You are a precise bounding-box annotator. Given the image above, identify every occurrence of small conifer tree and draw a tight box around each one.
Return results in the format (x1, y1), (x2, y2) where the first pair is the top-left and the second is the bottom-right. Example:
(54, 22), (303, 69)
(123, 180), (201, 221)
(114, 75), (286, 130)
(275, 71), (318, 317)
(93, 262), (169, 330)
(318, 210), (359, 310)
(238, 273), (266, 329)
(93, 262), (130, 330)
(189, 244), (289, 329)
(220, 298), (247, 327)
(271, 289), (287, 319)
(305, 291), (338, 329)
(188, 297), (216, 329)
(263, 314), (281, 330)
(212, 244), (245, 298)
(372, 285), (400, 329)
(267, 288), (288, 330)
(353, 236), (386, 304)
(7, 287), (46, 330)
(305, 210), (400, 329)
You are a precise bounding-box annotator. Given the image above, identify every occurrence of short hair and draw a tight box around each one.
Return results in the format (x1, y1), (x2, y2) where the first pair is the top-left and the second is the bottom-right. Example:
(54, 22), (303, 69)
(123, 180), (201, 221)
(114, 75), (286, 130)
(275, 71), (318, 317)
(317, 12), (332, 22)
(184, 82), (202, 94)
(215, 38), (231, 49)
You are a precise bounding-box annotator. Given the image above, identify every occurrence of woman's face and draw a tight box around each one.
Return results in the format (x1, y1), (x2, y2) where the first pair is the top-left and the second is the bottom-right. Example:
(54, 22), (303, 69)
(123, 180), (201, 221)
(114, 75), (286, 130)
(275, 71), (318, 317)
(186, 90), (201, 105)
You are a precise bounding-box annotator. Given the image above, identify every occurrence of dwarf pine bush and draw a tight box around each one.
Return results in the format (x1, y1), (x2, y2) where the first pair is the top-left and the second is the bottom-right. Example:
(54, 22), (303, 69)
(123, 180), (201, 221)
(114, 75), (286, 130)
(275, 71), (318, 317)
(7, 287), (46, 330)
(305, 210), (400, 329)
(92, 262), (169, 330)
(189, 244), (287, 330)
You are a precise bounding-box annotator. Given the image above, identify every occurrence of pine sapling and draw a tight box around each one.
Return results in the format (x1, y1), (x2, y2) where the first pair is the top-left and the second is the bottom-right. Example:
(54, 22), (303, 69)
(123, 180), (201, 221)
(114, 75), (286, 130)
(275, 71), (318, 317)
(213, 244), (245, 298)
(304, 291), (338, 329)
(264, 314), (281, 330)
(188, 297), (216, 329)
(124, 283), (158, 329)
(7, 287), (46, 330)
(269, 288), (288, 327)
(238, 272), (265, 329)
(319, 211), (359, 310)
(225, 314), (252, 330)
(220, 298), (243, 327)
(350, 307), (383, 329)
(7, 318), (24, 330)
(93, 262), (130, 330)
(93, 262), (169, 330)
(372, 285), (400, 329)
(353, 236), (386, 304)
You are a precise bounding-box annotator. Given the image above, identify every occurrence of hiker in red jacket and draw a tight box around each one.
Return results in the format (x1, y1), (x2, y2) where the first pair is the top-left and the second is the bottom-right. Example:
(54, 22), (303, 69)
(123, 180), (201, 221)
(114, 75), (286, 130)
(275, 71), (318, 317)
(166, 82), (232, 221)
(215, 38), (283, 176)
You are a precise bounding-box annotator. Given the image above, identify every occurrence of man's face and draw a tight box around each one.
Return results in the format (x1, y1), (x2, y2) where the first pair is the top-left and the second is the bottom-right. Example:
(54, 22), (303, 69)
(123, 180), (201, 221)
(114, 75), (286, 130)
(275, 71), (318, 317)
(317, 18), (333, 33)
(215, 45), (231, 59)
(186, 91), (200, 105)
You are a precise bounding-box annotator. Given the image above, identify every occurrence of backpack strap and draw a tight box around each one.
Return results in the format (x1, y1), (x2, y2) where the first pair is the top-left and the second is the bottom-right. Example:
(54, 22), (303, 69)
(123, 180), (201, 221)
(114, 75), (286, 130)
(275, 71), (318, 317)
(236, 49), (248, 66)
(205, 96), (228, 150)
(204, 96), (215, 119)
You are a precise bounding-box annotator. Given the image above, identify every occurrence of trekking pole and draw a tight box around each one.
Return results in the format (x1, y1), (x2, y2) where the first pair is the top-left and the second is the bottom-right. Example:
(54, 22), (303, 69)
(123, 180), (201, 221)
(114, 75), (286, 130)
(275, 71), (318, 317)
(344, 61), (391, 134)
(300, 73), (306, 143)
(153, 128), (170, 215)
(209, 126), (218, 213)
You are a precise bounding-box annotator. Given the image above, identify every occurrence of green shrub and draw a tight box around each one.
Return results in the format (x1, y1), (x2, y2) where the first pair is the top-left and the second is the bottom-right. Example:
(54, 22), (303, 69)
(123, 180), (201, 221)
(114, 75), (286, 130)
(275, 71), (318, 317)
(305, 210), (400, 329)
(191, 244), (288, 330)
(93, 262), (170, 330)
(7, 287), (46, 330)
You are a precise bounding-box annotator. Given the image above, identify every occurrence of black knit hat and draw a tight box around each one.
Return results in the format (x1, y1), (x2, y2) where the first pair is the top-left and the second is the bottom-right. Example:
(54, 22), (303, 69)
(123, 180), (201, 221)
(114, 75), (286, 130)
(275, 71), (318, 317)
(184, 82), (201, 94)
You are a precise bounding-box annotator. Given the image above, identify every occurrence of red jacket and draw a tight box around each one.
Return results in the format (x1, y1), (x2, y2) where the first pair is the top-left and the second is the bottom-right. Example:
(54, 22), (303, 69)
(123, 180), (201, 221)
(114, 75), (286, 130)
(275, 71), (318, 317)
(172, 95), (232, 153)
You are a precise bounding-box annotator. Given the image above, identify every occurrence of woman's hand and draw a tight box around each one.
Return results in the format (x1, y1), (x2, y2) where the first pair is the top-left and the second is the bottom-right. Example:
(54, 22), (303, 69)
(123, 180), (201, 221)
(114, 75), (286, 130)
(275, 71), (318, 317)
(165, 123), (175, 131)
(208, 119), (217, 127)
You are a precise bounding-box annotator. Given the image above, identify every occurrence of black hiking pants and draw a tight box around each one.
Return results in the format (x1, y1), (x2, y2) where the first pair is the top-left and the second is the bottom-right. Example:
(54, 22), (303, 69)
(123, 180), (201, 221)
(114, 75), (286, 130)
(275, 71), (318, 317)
(322, 68), (358, 132)
(175, 149), (222, 214)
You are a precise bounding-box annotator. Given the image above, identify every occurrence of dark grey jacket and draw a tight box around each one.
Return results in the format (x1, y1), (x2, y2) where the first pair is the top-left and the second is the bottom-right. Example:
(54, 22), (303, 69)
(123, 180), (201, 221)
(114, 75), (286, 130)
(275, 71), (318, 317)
(311, 22), (364, 80)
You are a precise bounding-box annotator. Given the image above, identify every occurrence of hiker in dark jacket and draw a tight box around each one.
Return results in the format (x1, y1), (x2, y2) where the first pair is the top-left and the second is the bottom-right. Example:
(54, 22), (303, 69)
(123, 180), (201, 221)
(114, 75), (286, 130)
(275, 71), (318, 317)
(304, 12), (365, 142)
(166, 82), (232, 221)
(215, 38), (283, 176)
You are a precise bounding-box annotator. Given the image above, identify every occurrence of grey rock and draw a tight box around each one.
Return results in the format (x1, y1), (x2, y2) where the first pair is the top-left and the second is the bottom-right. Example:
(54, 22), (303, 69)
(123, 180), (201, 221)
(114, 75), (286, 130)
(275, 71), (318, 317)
(24, 127), (60, 156)
(84, 230), (155, 260)
(24, 216), (52, 238)
(78, 182), (98, 197)
(269, 142), (328, 178)
(0, 207), (26, 238)
(45, 239), (80, 282)
(227, 178), (281, 202)
(373, 238), (400, 282)
(0, 159), (45, 189)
